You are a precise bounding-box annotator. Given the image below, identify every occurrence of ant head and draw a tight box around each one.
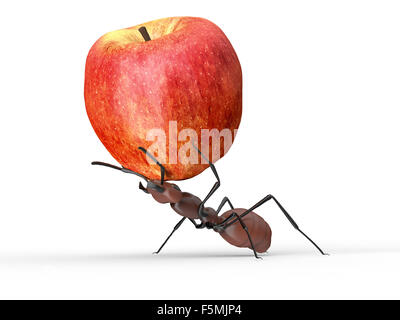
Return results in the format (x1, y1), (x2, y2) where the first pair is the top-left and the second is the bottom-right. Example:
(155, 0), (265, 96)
(139, 180), (183, 204)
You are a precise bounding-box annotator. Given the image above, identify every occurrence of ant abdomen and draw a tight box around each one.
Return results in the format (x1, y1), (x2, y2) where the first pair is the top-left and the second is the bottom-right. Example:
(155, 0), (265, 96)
(219, 209), (272, 253)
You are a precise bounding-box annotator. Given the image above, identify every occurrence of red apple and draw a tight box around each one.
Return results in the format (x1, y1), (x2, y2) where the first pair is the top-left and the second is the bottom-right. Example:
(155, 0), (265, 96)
(84, 17), (242, 180)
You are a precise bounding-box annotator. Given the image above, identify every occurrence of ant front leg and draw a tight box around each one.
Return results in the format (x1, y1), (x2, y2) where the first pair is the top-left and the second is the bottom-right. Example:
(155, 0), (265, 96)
(225, 194), (327, 255)
(192, 143), (221, 220)
(138, 147), (166, 184)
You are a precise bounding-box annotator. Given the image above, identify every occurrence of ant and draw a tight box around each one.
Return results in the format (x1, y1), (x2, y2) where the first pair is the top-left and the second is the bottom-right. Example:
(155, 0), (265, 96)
(92, 145), (327, 258)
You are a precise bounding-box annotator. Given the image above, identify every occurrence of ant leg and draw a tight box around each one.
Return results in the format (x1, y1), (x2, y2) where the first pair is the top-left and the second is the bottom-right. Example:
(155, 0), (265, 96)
(190, 216), (259, 259)
(192, 143), (221, 219)
(225, 195), (327, 255)
(222, 212), (261, 259)
(153, 217), (186, 254)
(216, 196), (234, 213)
(192, 142), (220, 182)
(210, 196), (236, 230)
(138, 147), (166, 184)
(189, 218), (205, 229)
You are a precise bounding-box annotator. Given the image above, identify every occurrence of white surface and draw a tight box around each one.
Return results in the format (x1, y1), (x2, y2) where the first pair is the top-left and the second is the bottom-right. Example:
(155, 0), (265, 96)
(1, 0), (400, 299)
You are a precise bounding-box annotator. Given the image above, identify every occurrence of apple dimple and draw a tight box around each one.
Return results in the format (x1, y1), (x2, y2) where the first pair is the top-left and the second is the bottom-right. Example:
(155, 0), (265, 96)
(100, 17), (187, 48)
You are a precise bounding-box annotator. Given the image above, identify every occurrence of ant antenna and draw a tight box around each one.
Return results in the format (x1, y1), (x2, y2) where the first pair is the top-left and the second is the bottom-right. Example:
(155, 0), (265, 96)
(138, 147), (165, 184)
(91, 161), (148, 181)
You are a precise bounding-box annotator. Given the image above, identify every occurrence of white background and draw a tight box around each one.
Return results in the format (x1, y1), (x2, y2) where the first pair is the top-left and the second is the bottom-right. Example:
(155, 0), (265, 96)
(1, 0), (400, 299)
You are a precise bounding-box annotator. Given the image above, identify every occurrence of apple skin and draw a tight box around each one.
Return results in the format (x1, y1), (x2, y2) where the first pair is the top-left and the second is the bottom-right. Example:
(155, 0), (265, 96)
(85, 17), (242, 180)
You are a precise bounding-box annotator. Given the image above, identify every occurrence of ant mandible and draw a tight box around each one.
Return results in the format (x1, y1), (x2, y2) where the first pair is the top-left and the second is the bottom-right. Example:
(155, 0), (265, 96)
(92, 145), (327, 258)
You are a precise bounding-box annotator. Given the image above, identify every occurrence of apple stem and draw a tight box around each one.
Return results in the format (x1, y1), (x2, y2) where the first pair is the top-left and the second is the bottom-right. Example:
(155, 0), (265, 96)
(138, 26), (151, 41)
